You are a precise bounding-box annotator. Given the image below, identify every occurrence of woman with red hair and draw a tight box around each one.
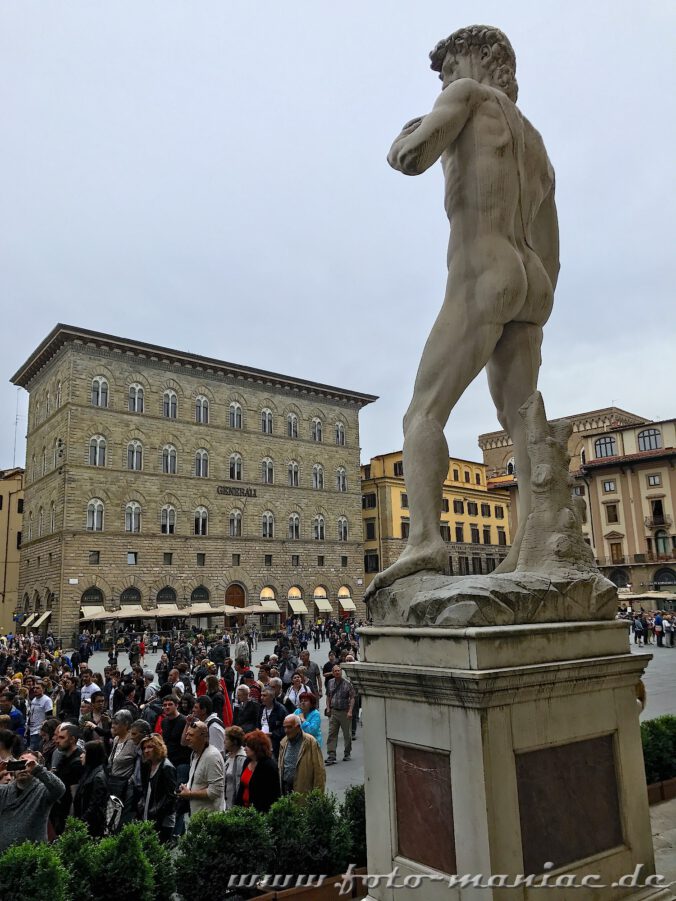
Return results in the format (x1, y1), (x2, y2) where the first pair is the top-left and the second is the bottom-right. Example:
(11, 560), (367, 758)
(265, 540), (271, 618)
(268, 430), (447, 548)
(235, 729), (280, 813)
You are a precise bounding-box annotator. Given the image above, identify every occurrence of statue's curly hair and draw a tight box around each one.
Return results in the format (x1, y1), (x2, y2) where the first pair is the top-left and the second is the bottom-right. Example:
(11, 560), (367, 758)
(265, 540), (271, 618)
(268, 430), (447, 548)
(429, 25), (518, 102)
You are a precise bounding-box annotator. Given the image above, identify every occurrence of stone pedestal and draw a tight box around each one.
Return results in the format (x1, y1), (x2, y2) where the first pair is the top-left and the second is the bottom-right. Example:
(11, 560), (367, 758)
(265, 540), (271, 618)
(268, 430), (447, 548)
(345, 621), (671, 901)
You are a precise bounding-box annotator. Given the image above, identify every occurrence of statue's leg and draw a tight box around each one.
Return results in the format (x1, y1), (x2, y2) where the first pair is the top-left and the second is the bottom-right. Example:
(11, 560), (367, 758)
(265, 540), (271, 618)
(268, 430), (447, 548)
(486, 321), (543, 573)
(365, 293), (505, 597)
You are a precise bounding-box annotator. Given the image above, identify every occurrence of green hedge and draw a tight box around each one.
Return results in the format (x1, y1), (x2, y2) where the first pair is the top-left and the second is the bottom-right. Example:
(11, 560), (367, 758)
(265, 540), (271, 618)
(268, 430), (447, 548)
(0, 785), (366, 900)
(641, 714), (676, 784)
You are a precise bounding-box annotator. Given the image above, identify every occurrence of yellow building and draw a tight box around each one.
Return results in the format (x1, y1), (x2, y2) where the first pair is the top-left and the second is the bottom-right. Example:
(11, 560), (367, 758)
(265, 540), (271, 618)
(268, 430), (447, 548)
(0, 468), (24, 634)
(361, 452), (511, 588)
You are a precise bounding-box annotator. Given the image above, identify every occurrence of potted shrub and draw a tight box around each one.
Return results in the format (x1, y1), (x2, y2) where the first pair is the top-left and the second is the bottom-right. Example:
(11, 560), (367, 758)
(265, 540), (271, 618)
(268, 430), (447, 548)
(54, 818), (98, 901)
(256, 790), (358, 901)
(0, 842), (69, 901)
(175, 807), (274, 901)
(94, 825), (155, 901)
(341, 785), (367, 869)
(641, 715), (676, 803)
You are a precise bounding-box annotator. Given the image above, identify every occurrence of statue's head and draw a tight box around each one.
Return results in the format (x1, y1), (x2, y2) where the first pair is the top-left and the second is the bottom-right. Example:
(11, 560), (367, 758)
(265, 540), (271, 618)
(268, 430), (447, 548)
(430, 25), (518, 102)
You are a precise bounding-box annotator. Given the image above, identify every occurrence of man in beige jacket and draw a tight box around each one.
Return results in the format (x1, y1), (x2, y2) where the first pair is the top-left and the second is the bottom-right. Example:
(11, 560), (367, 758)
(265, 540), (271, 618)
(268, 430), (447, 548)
(278, 715), (325, 795)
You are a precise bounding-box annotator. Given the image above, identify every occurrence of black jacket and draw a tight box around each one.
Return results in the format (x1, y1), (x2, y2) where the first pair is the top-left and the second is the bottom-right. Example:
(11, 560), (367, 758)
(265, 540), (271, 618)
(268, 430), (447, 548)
(59, 689), (81, 723)
(235, 756), (281, 813)
(139, 758), (177, 826)
(233, 700), (260, 734)
(73, 765), (108, 837)
(256, 701), (288, 758)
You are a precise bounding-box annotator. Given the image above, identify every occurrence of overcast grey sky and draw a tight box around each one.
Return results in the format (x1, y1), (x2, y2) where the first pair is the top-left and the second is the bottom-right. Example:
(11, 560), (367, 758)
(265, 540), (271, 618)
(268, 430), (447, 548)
(1, 1), (674, 470)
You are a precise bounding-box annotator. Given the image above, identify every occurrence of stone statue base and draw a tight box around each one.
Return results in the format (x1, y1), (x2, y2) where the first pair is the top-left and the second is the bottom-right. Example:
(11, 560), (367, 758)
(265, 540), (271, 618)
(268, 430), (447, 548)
(346, 620), (670, 901)
(367, 568), (617, 628)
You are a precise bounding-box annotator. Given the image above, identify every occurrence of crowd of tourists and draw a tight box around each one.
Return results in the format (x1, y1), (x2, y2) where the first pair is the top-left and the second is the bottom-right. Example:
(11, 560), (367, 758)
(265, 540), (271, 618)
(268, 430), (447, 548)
(0, 617), (362, 851)
(617, 604), (676, 647)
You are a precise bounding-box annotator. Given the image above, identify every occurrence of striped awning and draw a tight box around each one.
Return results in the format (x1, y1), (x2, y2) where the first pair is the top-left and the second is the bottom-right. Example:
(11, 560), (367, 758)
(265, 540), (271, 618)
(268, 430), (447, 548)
(33, 611), (52, 628)
(21, 613), (37, 628)
(338, 597), (356, 611)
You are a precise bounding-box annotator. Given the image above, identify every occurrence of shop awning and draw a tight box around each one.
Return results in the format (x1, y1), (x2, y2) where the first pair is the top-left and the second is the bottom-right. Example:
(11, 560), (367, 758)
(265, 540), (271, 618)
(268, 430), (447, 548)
(338, 597), (356, 611)
(80, 606), (107, 621)
(188, 603), (217, 616)
(155, 604), (182, 617)
(261, 599), (281, 613)
(110, 605), (146, 619)
(33, 611), (51, 628)
(313, 597), (333, 613)
(21, 613), (37, 628)
(288, 598), (309, 615)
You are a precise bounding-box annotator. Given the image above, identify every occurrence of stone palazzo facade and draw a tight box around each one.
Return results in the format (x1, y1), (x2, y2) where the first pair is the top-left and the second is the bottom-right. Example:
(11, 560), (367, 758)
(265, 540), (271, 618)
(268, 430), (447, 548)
(11, 325), (376, 642)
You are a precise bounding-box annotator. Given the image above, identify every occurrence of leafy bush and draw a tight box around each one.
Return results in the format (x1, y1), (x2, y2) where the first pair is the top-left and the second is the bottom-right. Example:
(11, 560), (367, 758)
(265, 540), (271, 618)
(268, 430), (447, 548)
(641, 715), (676, 784)
(0, 842), (69, 901)
(130, 822), (176, 901)
(175, 807), (274, 901)
(94, 825), (155, 901)
(267, 790), (351, 877)
(55, 818), (98, 901)
(341, 784), (367, 868)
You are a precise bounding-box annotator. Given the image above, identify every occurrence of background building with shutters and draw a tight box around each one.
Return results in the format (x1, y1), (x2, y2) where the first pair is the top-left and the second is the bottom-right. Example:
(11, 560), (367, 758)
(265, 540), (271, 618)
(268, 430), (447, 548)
(360, 451), (512, 590)
(11, 324), (376, 642)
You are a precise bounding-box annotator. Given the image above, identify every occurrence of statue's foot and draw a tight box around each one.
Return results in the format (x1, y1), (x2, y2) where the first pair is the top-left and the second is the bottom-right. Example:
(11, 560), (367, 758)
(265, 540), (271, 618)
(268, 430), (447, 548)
(364, 541), (448, 603)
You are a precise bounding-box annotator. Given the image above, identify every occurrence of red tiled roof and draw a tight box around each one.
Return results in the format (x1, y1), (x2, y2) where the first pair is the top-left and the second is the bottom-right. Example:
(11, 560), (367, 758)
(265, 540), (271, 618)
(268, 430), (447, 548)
(581, 447), (675, 470)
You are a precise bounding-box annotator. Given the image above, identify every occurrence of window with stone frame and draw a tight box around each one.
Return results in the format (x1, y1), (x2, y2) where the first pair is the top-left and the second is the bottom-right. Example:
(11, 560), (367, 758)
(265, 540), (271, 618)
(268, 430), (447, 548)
(262, 511), (274, 539)
(163, 390), (178, 419)
(313, 515), (325, 540)
(195, 449), (209, 478)
(335, 422), (346, 446)
(127, 440), (143, 471)
(261, 458), (274, 484)
(229, 453), (242, 481)
(194, 506), (208, 536)
(288, 513), (300, 540)
(161, 505), (176, 535)
(311, 418), (323, 442)
(261, 409), (273, 434)
(129, 384), (144, 413)
(287, 413), (299, 438)
(87, 499), (104, 532)
(89, 436), (106, 467)
(288, 461), (299, 487)
(229, 509), (242, 537)
(162, 445), (177, 474)
(195, 395), (209, 424)
(229, 402), (243, 429)
(125, 501), (141, 533)
(91, 376), (108, 408)
(338, 516), (349, 541)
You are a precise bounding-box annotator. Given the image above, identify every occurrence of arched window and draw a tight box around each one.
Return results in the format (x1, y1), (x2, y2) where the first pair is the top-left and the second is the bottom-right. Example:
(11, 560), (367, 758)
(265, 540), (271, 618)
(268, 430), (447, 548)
(56, 381), (62, 408)
(50, 502), (55, 532)
(656, 530), (670, 556)
(191, 585), (210, 602)
(594, 436), (617, 458)
(194, 506), (208, 536)
(336, 467), (347, 492)
(638, 428), (662, 452)
(261, 458), (274, 484)
(45, 391), (50, 416)
(335, 422), (346, 446)
(125, 501), (141, 533)
(313, 515), (325, 541)
(89, 436), (107, 467)
(157, 586), (177, 603)
(120, 587), (141, 605)
(162, 445), (177, 474)
(506, 457), (516, 475)
(262, 511), (274, 539)
(128, 384), (144, 413)
(580, 449), (586, 465)
(261, 409), (273, 434)
(34, 400), (40, 427)
(41, 446), (47, 475)
(229, 509), (242, 537)
(53, 438), (63, 468)
(31, 455), (36, 482)
(288, 513), (300, 540)
(288, 461), (299, 487)
(312, 464), (324, 490)
(229, 402), (242, 429)
(163, 390), (177, 419)
(195, 449), (209, 478)
(287, 413), (298, 438)
(161, 505), (176, 535)
(228, 453), (242, 481)
(195, 395), (209, 424)
(338, 516), (349, 541)
(91, 376), (108, 408)
(87, 499), (104, 532)
(311, 418), (323, 442)
(38, 507), (44, 537)
(127, 440), (143, 471)
(27, 511), (33, 541)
